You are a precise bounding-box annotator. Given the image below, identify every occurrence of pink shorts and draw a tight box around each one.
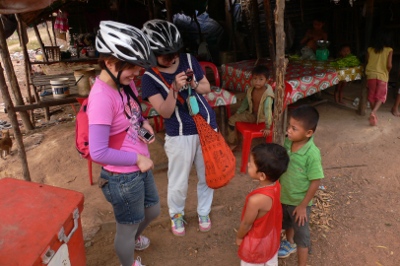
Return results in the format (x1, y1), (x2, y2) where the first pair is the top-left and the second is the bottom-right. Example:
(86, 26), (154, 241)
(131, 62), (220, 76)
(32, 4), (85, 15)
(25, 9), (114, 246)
(367, 79), (388, 103)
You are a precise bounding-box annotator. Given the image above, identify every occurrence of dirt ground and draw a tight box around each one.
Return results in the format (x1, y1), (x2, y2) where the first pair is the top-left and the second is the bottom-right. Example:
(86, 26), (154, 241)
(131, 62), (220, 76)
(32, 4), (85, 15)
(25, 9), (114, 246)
(1, 61), (400, 266)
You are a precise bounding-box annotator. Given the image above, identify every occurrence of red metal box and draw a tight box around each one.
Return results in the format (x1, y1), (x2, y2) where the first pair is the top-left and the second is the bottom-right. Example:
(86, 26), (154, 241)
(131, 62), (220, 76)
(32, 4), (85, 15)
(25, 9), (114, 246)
(0, 178), (86, 265)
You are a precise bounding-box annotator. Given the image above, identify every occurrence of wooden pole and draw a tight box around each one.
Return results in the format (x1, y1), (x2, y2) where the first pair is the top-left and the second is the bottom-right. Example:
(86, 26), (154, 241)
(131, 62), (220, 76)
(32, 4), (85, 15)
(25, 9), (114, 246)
(0, 22), (31, 182)
(165, 0), (172, 22)
(15, 14), (35, 127)
(0, 17), (34, 131)
(33, 24), (48, 61)
(273, 0), (286, 145)
(147, 0), (155, 20)
(225, 0), (235, 51)
(263, 0), (276, 74)
(251, 0), (263, 60)
(16, 16), (32, 103)
(14, 97), (78, 111)
(358, 0), (374, 116)
(51, 15), (57, 47)
(44, 20), (54, 46)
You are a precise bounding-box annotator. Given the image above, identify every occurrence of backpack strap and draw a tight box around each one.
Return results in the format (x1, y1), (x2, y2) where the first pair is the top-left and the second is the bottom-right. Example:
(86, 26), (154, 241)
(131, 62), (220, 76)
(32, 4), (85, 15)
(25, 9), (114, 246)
(122, 84), (148, 124)
(186, 53), (196, 82)
(152, 67), (186, 105)
(122, 84), (142, 112)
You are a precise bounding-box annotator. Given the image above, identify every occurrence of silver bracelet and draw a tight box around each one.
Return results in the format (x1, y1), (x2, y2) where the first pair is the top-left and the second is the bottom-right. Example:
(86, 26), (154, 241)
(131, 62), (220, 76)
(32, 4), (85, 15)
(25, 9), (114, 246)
(194, 81), (199, 90)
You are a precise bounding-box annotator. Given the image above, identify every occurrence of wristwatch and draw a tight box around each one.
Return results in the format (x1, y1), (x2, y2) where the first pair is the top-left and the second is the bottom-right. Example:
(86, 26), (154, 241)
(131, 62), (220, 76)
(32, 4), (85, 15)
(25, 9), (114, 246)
(194, 81), (199, 90)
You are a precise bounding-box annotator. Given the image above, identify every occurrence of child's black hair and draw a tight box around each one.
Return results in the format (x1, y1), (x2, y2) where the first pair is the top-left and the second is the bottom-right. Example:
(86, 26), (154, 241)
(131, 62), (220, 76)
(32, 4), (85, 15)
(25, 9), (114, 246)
(337, 43), (351, 57)
(339, 42), (351, 51)
(313, 14), (326, 24)
(339, 43), (351, 52)
(251, 143), (289, 182)
(373, 30), (393, 53)
(290, 105), (319, 132)
(252, 65), (269, 79)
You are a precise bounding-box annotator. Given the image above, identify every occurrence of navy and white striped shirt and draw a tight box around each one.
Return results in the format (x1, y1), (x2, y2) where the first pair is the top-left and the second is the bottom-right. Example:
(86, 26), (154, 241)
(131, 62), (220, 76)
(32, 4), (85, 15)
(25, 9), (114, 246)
(141, 53), (217, 136)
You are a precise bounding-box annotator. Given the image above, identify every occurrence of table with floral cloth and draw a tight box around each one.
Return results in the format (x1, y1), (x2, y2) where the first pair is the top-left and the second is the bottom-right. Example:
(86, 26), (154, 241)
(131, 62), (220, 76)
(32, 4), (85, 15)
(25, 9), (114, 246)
(139, 85), (237, 116)
(221, 58), (363, 105)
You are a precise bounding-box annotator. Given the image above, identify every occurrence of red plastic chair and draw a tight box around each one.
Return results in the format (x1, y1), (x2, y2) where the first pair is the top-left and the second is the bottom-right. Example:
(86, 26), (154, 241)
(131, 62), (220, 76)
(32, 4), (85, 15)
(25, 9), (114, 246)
(199, 61), (231, 118)
(199, 61), (220, 87)
(152, 116), (163, 132)
(139, 98), (164, 133)
(236, 82), (293, 173)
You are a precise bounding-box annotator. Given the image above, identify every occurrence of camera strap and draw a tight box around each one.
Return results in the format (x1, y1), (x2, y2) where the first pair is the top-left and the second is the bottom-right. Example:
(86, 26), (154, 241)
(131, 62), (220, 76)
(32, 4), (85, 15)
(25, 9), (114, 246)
(152, 67), (185, 105)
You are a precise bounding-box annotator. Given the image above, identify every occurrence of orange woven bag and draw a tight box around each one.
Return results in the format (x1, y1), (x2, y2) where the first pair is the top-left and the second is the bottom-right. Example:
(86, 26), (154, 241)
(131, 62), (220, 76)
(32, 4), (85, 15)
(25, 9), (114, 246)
(151, 64), (236, 189)
(192, 114), (236, 189)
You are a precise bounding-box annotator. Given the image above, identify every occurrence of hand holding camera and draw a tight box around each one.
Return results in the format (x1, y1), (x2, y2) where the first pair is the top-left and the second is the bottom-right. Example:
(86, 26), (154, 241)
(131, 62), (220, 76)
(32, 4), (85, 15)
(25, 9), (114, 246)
(185, 69), (194, 82)
(138, 127), (155, 143)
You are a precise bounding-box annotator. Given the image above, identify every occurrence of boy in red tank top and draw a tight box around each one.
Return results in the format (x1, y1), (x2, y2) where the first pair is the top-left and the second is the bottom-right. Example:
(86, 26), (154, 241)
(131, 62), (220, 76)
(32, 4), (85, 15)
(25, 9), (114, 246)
(236, 143), (289, 266)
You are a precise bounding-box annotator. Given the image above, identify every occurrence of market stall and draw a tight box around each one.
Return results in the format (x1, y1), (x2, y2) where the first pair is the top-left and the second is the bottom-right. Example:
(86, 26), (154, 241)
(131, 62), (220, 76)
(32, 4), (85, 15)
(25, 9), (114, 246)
(221, 58), (363, 105)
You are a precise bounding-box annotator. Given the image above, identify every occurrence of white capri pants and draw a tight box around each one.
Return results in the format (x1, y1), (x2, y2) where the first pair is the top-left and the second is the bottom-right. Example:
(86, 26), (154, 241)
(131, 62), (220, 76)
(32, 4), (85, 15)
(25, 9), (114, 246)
(164, 134), (214, 217)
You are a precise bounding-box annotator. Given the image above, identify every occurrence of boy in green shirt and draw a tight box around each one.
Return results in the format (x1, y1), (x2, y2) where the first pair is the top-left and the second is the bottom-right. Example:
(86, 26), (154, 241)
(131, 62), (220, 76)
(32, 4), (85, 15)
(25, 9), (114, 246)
(278, 105), (324, 266)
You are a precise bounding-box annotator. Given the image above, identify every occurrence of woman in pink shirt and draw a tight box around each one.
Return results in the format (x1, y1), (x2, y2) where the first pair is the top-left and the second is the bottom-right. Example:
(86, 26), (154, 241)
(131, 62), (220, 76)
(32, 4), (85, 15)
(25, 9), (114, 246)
(87, 21), (158, 266)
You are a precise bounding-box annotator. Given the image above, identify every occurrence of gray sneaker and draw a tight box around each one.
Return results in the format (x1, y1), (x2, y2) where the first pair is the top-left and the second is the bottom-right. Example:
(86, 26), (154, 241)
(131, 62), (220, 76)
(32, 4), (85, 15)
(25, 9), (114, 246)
(135, 235), (150, 251)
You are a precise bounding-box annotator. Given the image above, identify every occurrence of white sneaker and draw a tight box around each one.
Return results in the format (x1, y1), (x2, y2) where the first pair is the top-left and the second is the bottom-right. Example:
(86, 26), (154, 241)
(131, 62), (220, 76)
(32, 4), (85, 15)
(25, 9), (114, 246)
(198, 215), (211, 232)
(120, 257), (145, 266)
(135, 235), (150, 251)
(134, 256), (144, 266)
(171, 213), (186, 236)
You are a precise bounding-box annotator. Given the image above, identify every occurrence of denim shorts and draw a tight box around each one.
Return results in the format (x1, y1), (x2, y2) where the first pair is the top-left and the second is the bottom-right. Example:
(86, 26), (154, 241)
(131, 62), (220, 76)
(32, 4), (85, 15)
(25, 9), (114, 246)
(100, 168), (159, 224)
(282, 204), (311, 248)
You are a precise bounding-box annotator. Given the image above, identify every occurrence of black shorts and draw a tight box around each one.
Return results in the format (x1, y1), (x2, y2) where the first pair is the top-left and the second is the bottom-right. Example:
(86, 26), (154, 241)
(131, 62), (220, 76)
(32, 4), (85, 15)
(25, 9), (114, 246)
(282, 204), (311, 248)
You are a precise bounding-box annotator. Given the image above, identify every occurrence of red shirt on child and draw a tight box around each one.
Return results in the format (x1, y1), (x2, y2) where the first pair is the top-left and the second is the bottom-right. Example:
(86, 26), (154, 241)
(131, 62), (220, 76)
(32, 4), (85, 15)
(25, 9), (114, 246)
(238, 182), (282, 263)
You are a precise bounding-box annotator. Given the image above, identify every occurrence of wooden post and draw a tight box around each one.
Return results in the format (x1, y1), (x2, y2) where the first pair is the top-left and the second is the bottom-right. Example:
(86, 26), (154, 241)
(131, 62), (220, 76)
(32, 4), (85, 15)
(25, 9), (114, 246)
(0, 23), (31, 182)
(50, 16), (57, 47)
(358, 0), (374, 116)
(51, 15), (57, 47)
(263, 0), (276, 74)
(1, 16), (34, 131)
(147, 0), (155, 20)
(15, 14), (35, 127)
(44, 20), (54, 46)
(225, 0), (235, 51)
(251, 0), (263, 60)
(15, 15), (32, 104)
(33, 24), (48, 61)
(165, 0), (172, 22)
(273, 0), (286, 145)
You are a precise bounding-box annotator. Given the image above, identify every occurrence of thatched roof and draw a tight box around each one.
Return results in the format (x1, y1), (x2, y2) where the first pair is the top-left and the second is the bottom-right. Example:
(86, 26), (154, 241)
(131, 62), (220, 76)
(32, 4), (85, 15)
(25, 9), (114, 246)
(0, 0), (87, 25)
(0, 0), (63, 14)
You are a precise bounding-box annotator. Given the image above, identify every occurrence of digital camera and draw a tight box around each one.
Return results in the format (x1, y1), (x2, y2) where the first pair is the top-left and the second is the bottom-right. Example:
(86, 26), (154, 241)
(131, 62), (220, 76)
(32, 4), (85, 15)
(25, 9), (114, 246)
(138, 128), (154, 142)
(185, 70), (194, 82)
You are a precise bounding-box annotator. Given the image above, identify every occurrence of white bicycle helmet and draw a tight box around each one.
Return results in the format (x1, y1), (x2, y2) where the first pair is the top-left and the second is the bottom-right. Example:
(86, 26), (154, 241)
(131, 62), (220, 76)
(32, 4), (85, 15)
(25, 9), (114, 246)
(142, 19), (183, 55)
(96, 20), (156, 68)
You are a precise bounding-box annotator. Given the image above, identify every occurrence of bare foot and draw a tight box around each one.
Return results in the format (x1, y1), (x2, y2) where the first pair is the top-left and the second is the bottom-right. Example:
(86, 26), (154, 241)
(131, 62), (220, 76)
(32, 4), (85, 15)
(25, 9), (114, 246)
(369, 113), (377, 126)
(391, 108), (400, 117)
